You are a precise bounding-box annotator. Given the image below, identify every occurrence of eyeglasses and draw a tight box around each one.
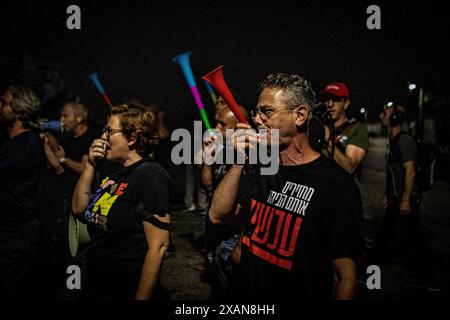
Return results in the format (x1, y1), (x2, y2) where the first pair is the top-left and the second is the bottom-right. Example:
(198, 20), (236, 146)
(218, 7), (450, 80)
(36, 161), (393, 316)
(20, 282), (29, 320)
(103, 126), (123, 139)
(250, 106), (299, 121)
(323, 96), (345, 104)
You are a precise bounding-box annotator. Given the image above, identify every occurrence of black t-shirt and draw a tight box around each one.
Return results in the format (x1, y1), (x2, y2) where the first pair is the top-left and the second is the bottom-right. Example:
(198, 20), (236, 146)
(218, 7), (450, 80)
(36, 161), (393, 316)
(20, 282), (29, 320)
(0, 128), (8, 147)
(386, 132), (418, 200)
(59, 127), (100, 200)
(83, 159), (172, 292)
(0, 131), (46, 227)
(230, 155), (365, 300)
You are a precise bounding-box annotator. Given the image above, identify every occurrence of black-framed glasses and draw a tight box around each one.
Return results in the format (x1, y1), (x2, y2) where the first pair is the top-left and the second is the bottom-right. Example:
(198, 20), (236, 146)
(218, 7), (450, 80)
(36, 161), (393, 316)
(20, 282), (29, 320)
(103, 126), (123, 139)
(250, 105), (299, 121)
(322, 95), (345, 103)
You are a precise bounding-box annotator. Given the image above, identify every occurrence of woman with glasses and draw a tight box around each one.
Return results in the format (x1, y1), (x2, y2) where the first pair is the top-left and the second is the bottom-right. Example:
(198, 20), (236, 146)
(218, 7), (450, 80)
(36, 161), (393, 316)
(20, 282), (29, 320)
(72, 102), (172, 300)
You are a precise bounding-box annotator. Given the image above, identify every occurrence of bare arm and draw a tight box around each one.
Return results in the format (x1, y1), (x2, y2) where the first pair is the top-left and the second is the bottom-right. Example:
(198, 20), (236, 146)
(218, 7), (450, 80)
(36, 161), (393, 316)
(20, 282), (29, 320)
(52, 142), (86, 175)
(72, 162), (95, 214)
(135, 216), (171, 300)
(329, 144), (366, 174)
(208, 164), (244, 224)
(42, 140), (65, 175)
(39, 133), (64, 175)
(400, 160), (416, 215)
(332, 257), (357, 300)
(64, 155), (88, 174)
(200, 164), (213, 190)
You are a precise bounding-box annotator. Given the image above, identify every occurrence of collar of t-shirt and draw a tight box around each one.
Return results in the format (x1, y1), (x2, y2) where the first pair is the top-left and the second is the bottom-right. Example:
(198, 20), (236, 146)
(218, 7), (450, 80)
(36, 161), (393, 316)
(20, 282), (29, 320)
(115, 157), (155, 177)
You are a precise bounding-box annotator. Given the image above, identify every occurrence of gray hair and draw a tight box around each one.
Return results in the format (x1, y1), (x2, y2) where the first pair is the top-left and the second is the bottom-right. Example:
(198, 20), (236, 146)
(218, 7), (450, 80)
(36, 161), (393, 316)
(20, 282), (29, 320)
(8, 85), (41, 129)
(259, 73), (316, 129)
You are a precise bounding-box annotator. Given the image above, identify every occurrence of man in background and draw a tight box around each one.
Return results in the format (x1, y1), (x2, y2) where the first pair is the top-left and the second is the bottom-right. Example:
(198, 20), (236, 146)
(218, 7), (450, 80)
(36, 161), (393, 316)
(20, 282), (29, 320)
(320, 82), (369, 179)
(0, 85), (45, 299)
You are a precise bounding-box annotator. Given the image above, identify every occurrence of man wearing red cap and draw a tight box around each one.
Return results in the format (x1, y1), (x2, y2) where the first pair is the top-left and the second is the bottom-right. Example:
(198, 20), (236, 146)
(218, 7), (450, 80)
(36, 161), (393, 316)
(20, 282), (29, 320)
(320, 82), (369, 179)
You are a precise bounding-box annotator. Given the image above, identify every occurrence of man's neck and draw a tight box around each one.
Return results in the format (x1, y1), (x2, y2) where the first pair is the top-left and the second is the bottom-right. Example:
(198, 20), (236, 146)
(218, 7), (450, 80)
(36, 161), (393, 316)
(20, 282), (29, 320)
(334, 115), (349, 128)
(73, 123), (88, 138)
(389, 126), (401, 138)
(8, 121), (28, 139)
(279, 134), (320, 166)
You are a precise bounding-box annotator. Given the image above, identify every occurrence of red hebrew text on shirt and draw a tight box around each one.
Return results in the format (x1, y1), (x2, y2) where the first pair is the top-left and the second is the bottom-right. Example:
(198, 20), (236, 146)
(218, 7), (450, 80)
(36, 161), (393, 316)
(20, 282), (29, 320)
(242, 181), (314, 270)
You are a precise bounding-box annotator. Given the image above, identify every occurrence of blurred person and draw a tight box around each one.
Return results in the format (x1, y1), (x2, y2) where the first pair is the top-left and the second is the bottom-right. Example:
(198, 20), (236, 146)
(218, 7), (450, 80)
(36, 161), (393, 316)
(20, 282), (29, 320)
(181, 94), (241, 214)
(320, 82), (369, 179)
(362, 104), (440, 291)
(41, 98), (100, 297)
(56, 97), (100, 200)
(214, 95), (228, 122)
(0, 85), (45, 299)
(200, 105), (249, 298)
(149, 105), (171, 170)
(149, 105), (175, 255)
(27, 130), (68, 299)
(182, 93), (236, 215)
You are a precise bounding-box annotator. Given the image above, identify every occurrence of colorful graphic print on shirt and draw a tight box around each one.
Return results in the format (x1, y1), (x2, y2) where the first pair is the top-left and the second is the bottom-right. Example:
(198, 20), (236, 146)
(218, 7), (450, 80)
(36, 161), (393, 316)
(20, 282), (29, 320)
(84, 177), (128, 230)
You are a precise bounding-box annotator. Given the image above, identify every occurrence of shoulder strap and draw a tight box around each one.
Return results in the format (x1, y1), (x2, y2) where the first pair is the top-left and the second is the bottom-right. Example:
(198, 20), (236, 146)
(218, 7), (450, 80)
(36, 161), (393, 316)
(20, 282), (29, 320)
(335, 119), (356, 134)
(389, 131), (416, 162)
(334, 119), (357, 144)
(392, 131), (416, 146)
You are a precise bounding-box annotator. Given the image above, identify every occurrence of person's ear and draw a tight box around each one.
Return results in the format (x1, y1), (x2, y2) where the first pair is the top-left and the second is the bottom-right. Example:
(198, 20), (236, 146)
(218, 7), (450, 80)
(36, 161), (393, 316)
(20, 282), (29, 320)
(76, 116), (83, 124)
(344, 98), (351, 110)
(293, 105), (309, 127)
(128, 133), (137, 148)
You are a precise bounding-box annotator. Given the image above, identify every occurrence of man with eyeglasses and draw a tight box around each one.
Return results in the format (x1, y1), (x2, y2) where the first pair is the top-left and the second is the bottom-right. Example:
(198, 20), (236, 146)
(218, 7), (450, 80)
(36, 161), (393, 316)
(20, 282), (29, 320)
(208, 73), (365, 300)
(320, 82), (369, 179)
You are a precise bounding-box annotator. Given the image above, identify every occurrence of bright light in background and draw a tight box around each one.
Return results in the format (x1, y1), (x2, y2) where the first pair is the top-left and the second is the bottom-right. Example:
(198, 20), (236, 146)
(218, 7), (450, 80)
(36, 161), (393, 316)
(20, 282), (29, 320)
(409, 83), (417, 91)
(387, 102), (393, 107)
(360, 108), (366, 113)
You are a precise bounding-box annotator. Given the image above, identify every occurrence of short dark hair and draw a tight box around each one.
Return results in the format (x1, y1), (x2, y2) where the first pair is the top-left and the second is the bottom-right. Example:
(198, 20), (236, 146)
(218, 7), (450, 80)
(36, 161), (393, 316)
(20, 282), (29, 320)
(110, 102), (159, 157)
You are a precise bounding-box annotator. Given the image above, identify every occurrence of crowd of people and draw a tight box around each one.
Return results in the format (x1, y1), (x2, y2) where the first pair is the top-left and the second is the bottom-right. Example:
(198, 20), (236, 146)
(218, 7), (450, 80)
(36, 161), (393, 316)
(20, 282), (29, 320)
(0, 71), (440, 300)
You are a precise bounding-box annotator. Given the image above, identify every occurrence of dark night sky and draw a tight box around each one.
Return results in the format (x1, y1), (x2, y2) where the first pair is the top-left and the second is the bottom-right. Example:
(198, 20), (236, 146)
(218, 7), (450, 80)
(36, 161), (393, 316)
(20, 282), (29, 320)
(1, 0), (449, 128)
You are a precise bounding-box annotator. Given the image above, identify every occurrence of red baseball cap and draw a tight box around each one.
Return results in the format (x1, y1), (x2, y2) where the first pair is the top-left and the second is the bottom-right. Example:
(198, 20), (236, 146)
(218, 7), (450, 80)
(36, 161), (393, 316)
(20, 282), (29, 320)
(321, 82), (350, 98)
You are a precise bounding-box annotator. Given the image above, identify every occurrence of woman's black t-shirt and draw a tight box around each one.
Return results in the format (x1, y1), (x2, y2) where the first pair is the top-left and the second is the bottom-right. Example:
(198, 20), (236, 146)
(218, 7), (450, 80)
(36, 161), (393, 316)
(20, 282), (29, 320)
(231, 155), (365, 300)
(83, 159), (171, 294)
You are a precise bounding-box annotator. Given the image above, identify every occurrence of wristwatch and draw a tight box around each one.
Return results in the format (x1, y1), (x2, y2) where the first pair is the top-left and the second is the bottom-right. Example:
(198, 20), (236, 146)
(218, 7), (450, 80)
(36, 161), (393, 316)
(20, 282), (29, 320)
(59, 157), (67, 164)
